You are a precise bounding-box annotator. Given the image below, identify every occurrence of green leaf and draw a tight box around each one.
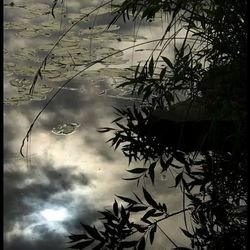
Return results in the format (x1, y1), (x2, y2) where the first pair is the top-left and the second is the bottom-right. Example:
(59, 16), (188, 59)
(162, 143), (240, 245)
(97, 127), (114, 133)
(149, 224), (157, 244)
(128, 205), (148, 212)
(122, 177), (140, 181)
(143, 188), (159, 209)
(142, 208), (156, 220)
(180, 228), (194, 238)
(148, 162), (156, 184)
(69, 239), (95, 249)
(68, 233), (90, 243)
(111, 116), (123, 123)
(120, 241), (138, 248)
(174, 173), (183, 187)
(113, 199), (119, 216)
(133, 192), (143, 204)
(160, 156), (173, 172)
(127, 168), (147, 174)
(173, 151), (188, 165)
(99, 211), (119, 221)
(149, 56), (154, 77)
(135, 62), (141, 77)
(137, 236), (145, 250)
(80, 224), (103, 241)
(116, 195), (138, 204)
(92, 241), (105, 250)
(162, 56), (174, 69)
(160, 67), (167, 80)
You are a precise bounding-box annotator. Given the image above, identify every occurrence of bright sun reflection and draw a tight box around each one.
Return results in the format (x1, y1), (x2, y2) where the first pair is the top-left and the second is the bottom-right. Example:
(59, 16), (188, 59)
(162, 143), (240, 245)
(40, 208), (68, 222)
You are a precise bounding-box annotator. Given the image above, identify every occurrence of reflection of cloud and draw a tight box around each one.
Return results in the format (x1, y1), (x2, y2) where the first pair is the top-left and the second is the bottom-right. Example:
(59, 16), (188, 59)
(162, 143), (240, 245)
(4, 1), (191, 250)
(4, 161), (90, 243)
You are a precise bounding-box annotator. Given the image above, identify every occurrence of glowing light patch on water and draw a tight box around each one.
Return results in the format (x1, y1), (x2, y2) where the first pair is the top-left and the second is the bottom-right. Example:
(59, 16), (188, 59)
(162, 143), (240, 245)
(40, 208), (68, 222)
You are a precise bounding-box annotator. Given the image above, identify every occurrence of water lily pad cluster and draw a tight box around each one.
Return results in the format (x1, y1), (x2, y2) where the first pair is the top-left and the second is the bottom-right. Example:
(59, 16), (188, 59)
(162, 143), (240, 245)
(52, 122), (80, 135)
(4, 1), (150, 106)
(4, 78), (53, 105)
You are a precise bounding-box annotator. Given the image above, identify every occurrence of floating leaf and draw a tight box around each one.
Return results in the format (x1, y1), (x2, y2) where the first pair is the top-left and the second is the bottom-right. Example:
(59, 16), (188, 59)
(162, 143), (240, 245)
(52, 122), (80, 135)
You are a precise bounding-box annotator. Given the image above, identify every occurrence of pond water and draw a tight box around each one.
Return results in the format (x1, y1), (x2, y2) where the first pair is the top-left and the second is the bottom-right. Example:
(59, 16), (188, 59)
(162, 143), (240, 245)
(4, 1), (189, 249)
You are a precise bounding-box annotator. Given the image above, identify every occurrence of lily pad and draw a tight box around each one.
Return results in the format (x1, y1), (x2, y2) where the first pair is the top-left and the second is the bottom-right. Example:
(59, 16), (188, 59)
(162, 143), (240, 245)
(9, 78), (31, 88)
(4, 2), (26, 9)
(79, 6), (115, 16)
(13, 48), (39, 62)
(4, 22), (27, 30)
(52, 122), (80, 135)
(4, 95), (31, 106)
(11, 65), (37, 76)
(79, 24), (120, 36)
(81, 32), (147, 42)
(63, 13), (89, 24)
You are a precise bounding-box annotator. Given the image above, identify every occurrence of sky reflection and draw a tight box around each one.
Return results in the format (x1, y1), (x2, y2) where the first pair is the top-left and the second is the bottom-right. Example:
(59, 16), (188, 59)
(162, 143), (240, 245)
(4, 0), (189, 249)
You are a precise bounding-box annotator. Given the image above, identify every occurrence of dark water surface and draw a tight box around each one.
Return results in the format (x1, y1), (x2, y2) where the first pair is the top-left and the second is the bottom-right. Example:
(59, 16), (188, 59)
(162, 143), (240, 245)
(4, 1), (189, 249)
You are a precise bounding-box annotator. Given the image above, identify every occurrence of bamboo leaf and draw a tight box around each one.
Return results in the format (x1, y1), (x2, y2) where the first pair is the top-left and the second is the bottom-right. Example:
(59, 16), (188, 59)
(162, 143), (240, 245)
(149, 224), (157, 244)
(128, 205), (148, 212)
(137, 236), (145, 250)
(180, 228), (194, 238)
(175, 173), (183, 187)
(113, 199), (119, 216)
(162, 56), (174, 69)
(116, 195), (138, 204)
(80, 224), (103, 241)
(143, 188), (159, 209)
(127, 168), (147, 174)
(149, 56), (154, 77)
(69, 239), (95, 249)
(142, 208), (156, 220)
